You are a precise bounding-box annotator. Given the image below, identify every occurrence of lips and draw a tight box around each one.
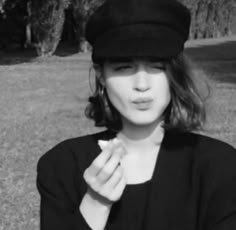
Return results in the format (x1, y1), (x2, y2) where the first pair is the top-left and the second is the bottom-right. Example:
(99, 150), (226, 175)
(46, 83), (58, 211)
(132, 97), (153, 110)
(132, 97), (153, 104)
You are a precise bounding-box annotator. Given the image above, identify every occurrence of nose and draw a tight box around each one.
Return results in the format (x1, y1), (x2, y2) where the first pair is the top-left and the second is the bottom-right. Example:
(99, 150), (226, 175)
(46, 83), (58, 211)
(133, 69), (150, 92)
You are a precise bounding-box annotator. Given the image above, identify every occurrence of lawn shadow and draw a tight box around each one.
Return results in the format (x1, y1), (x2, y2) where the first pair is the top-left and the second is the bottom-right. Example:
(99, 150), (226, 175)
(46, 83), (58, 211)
(185, 38), (236, 85)
(0, 43), (82, 65)
(185, 39), (236, 61)
(0, 47), (38, 65)
(54, 42), (79, 57)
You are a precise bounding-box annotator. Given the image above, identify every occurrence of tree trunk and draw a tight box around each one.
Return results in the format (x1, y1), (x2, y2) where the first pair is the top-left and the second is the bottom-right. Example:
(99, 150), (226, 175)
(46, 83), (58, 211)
(31, 0), (66, 57)
(24, 1), (32, 48)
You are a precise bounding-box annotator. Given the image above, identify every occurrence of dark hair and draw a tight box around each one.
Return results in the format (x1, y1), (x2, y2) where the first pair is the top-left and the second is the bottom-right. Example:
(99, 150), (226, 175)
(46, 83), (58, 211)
(85, 53), (206, 132)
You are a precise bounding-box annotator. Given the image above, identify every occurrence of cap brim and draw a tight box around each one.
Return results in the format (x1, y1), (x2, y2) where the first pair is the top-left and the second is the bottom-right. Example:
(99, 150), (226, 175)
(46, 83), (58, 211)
(91, 24), (185, 62)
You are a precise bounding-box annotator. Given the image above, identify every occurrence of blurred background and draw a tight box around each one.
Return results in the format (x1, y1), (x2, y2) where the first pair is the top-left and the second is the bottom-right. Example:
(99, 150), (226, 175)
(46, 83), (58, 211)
(0, 0), (236, 57)
(0, 0), (236, 229)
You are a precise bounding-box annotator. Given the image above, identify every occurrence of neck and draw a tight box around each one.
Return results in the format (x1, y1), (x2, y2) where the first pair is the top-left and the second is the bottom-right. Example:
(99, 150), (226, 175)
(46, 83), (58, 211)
(117, 119), (165, 155)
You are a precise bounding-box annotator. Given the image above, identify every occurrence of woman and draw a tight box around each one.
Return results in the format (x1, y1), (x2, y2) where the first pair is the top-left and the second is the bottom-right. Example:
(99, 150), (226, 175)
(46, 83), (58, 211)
(37, 0), (236, 229)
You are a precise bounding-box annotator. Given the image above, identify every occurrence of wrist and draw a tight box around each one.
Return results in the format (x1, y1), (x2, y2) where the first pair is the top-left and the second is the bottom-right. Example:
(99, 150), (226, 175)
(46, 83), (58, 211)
(86, 187), (113, 208)
(84, 189), (113, 210)
(79, 192), (112, 230)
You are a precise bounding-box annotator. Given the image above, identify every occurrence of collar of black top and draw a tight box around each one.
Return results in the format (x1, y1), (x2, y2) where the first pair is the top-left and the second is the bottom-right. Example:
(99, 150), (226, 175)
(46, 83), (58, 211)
(85, 0), (191, 62)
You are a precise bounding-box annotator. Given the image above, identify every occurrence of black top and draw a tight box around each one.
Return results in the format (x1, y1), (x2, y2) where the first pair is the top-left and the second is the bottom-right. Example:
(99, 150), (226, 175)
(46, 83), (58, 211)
(36, 130), (236, 230)
(107, 180), (151, 230)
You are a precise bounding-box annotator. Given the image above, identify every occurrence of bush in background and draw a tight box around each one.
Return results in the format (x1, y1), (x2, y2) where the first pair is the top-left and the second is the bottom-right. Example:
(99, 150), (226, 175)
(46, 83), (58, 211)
(30, 0), (68, 56)
(180, 0), (236, 39)
(0, 0), (236, 56)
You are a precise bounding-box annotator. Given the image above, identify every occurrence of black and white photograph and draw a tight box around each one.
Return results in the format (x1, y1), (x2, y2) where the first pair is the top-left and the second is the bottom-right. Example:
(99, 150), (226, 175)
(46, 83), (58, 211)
(0, 0), (236, 229)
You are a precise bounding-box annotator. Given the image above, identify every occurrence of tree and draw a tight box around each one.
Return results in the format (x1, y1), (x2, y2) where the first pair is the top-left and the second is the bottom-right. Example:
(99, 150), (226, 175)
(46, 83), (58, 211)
(1, 0), (236, 55)
(180, 0), (236, 39)
(30, 0), (67, 56)
(71, 0), (104, 52)
(218, 0), (236, 36)
(0, 0), (28, 49)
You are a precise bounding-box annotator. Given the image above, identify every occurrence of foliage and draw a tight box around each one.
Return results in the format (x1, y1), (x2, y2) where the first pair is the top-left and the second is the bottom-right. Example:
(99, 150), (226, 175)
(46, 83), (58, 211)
(30, 0), (67, 56)
(0, 0), (28, 48)
(180, 0), (236, 39)
(1, 0), (236, 54)
(70, 0), (105, 52)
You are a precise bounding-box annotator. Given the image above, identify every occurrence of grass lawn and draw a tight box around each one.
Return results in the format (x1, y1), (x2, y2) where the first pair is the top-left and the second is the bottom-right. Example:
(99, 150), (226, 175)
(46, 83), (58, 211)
(0, 37), (236, 230)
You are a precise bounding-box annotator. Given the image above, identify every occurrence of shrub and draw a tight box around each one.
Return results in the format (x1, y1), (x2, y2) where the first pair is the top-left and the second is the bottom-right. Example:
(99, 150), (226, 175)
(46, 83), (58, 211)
(31, 0), (66, 56)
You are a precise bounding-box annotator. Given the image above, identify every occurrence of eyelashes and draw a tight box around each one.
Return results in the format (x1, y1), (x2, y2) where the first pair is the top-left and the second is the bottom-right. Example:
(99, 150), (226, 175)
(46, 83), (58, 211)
(150, 65), (166, 70)
(114, 65), (132, 71)
(112, 64), (166, 72)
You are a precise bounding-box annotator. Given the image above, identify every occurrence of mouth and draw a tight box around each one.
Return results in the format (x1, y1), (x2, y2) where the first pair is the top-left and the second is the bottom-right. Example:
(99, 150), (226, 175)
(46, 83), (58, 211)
(132, 97), (153, 104)
(132, 98), (153, 110)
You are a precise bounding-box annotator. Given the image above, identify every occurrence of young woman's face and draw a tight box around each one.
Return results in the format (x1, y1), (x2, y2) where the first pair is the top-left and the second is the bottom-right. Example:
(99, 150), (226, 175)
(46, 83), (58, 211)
(101, 58), (171, 127)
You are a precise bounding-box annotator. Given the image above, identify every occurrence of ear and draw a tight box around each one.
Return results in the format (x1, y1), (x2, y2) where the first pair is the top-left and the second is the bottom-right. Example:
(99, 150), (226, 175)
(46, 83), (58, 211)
(93, 64), (105, 86)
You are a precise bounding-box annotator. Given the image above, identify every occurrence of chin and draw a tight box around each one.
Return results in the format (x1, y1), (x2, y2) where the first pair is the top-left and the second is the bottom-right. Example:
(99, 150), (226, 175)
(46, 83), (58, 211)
(126, 113), (161, 126)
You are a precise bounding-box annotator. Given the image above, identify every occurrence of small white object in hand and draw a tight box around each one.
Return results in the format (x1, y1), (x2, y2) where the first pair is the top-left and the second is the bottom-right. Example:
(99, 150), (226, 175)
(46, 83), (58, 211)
(98, 140), (110, 150)
(98, 138), (119, 150)
(98, 138), (127, 158)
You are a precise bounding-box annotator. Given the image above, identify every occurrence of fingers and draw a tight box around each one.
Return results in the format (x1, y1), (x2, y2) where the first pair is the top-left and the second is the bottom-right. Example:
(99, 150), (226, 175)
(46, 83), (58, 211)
(112, 175), (126, 198)
(84, 139), (124, 182)
(100, 165), (126, 202)
(96, 145), (125, 182)
(107, 169), (126, 202)
(88, 141), (114, 176)
(83, 138), (128, 204)
(104, 165), (124, 188)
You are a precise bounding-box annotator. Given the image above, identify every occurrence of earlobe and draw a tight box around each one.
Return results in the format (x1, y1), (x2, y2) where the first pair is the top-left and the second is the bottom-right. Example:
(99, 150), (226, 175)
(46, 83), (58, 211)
(93, 64), (105, 86)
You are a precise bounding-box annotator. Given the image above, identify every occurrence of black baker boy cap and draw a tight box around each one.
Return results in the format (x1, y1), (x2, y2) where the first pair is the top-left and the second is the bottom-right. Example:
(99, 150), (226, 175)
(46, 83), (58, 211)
(85, 0), (191, 62)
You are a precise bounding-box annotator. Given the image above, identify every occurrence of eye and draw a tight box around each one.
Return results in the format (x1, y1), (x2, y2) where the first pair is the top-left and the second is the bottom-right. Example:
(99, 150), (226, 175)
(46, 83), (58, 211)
(148, 61), (166, 70)
(151, 65), (166, 70)
(114, 65), (133, 71)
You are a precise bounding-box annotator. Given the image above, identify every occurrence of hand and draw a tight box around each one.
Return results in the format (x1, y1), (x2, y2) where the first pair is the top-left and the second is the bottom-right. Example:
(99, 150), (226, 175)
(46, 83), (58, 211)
(83, 139), (127, 205)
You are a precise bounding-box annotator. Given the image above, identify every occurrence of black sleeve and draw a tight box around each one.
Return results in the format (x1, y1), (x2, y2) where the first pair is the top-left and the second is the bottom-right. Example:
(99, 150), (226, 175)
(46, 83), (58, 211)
(205, 145), (236, 230)
(36, 141), (93, 230)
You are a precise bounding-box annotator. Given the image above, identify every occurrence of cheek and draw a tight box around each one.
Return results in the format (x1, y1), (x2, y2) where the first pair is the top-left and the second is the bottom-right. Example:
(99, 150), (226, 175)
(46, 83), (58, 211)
(161, 84), (171, 103)
(105, 78), (128, 107)
(153, 75), (171, 104)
